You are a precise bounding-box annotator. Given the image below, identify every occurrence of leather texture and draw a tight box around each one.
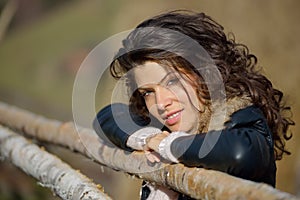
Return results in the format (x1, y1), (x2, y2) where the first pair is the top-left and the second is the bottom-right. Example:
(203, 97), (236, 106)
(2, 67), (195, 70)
(93, 103), (276, 199)
(169, 106), (276, 186)
(93, 103), (147, 151)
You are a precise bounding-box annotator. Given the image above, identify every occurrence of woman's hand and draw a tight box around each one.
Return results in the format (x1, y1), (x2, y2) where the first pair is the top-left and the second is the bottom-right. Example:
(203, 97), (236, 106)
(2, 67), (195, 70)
(146, 131), (170, 152)
(143, 131), (169, 163)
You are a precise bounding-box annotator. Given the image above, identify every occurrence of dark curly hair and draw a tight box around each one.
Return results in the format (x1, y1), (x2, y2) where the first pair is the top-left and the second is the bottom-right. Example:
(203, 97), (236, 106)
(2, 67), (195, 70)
(109, 10), (294, 160)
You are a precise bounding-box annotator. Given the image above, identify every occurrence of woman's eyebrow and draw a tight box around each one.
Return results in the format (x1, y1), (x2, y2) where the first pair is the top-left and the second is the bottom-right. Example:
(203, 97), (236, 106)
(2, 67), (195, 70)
(137, 71), (176, 90)
(137, 87), (151, 91)
(158, 71), (176, 85)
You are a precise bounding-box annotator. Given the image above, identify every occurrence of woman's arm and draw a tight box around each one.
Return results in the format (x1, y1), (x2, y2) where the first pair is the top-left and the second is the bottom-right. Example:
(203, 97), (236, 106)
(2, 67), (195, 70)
(162, 127), (273, 178)
(149, 106), (276, 186)
(93, 103), (162, 151)
(93, 104), (276, 186)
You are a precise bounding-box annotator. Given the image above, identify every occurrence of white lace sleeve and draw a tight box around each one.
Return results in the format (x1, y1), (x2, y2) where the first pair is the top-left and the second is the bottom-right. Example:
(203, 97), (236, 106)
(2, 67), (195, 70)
(126, 127), (161, 150)
(158, 131), (190, 163)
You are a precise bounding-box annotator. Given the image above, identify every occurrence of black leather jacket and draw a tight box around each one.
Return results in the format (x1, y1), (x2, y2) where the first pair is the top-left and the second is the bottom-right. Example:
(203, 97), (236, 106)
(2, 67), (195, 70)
(93, 103), (276, 198)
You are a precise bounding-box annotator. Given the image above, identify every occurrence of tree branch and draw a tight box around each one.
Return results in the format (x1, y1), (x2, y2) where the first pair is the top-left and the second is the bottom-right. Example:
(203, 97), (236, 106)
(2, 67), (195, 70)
(0, 125), (112, 200)
(0, 0), (18, 43)
(0, 101), (298, 200)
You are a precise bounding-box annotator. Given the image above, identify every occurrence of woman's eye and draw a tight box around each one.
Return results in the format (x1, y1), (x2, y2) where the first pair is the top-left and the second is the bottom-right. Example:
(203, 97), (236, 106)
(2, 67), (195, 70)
(141, 91), (153, 97)
(166, 77), (179, 86)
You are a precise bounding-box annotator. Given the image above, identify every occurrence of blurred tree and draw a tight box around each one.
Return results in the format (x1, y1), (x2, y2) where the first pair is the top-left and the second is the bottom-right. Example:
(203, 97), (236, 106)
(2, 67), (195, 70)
(0, 0), (77, 35)
(0, 0), (17, 42)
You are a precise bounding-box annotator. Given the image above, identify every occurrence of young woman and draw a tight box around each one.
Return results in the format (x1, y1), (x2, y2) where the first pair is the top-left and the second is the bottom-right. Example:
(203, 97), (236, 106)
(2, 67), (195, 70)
(93, 10), (294, 199)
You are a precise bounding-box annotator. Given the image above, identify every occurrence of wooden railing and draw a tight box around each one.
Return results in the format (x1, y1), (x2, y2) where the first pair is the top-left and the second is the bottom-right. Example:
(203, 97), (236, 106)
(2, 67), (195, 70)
(0, 101), (298, 200)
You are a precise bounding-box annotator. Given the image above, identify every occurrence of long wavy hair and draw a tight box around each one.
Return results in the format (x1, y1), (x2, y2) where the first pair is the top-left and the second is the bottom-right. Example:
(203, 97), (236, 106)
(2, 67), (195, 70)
(109, 10), (294, 160)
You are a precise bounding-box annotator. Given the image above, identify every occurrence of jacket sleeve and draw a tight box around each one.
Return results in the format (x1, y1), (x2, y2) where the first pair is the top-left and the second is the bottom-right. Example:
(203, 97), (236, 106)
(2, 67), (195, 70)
(94, 104), (275, 185)
(93, 103), (162, 151)
(168, 124), (274, 183)
(93, 103), (146, 151)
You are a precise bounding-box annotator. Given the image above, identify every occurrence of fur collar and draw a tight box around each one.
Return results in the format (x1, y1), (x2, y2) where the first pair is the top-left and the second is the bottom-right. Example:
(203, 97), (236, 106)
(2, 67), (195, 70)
(198, 95), (253, 133)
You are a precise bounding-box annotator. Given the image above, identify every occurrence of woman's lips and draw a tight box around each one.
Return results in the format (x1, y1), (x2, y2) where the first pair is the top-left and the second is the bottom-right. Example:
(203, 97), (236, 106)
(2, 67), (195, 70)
(164, 110), (182, 126)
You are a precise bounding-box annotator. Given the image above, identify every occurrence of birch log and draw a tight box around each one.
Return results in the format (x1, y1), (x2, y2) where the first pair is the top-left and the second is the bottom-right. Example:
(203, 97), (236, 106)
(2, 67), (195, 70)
(0, 101), (298, 200)
(0, 125), (112, 200)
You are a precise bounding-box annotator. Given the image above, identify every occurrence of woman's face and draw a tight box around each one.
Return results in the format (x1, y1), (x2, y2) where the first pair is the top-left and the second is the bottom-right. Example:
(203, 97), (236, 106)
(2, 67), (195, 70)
(133, 61), (201, 134)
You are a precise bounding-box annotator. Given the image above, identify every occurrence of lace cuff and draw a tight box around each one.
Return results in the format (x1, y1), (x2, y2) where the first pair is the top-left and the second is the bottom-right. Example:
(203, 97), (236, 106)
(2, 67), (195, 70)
(126, 127), (161, 150)
(158, 131), (190, 163)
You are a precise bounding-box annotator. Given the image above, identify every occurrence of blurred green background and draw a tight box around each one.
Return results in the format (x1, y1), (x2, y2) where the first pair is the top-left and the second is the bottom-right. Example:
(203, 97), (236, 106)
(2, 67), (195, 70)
(0, 0), (299, 199)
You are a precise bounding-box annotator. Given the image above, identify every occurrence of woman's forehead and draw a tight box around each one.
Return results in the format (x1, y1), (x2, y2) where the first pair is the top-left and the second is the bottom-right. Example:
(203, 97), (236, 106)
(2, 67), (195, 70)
(133, 62), (173, 86)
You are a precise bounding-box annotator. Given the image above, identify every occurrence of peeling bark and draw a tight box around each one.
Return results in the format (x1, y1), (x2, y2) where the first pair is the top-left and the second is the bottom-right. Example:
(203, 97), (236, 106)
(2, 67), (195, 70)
(0, 101), (298, 200)
(0, 125), (112, 200)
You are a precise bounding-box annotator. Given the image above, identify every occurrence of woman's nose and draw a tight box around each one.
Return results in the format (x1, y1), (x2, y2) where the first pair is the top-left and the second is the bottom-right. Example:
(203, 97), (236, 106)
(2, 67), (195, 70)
(155, 86), (173, 111)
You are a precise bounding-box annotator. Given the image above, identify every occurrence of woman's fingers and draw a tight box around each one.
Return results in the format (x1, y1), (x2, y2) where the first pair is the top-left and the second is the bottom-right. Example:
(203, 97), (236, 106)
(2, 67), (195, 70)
(146, 132), (170, 152)
(161, 131), (170, 136)
(143, 131), (170, 162)
(144, 150), (161, 163)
